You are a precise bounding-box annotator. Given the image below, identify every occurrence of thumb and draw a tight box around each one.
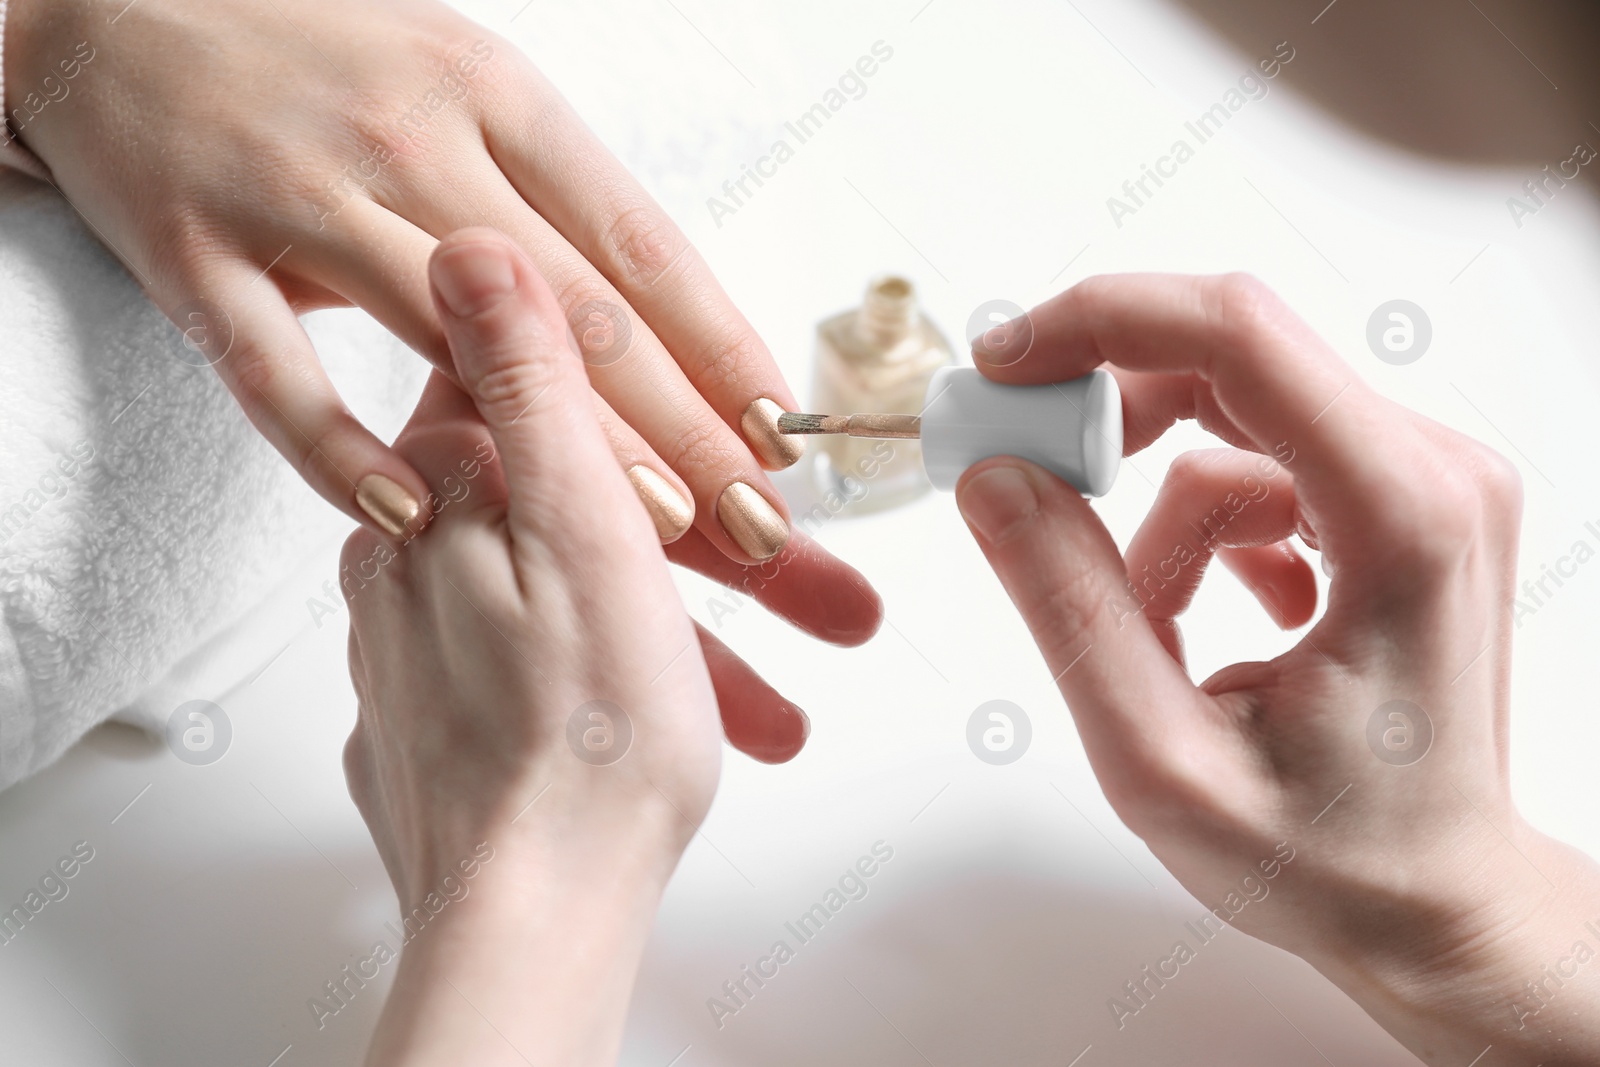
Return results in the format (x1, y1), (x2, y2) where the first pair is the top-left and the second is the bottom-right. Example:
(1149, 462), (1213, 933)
(956, 458), (1205, 771)
(428, 228), (652, 555)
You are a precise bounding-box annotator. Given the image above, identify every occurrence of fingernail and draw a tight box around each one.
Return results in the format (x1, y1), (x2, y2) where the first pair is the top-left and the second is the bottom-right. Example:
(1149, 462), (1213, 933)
(741, 398), (806, 470)
(356, 474), (421, 539)
(959, 464), (1039, 544)
(433, 242), (516, 317)
(627, 465), (695, 543)
(718, 482), (790, 561)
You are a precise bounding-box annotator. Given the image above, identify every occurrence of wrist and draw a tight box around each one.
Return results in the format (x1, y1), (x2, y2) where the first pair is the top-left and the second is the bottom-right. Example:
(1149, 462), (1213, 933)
(1309, 823), (1600, 1064)
(368, 807), (677, 1067)
(391, 769), (695, 910)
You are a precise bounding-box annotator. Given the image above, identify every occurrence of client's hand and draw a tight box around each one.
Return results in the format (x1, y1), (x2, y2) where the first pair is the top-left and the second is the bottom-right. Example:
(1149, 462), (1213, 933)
(959, 274), (1600, 1063)
(339, 229), (861, 1066)
(7, 0), (811, 564)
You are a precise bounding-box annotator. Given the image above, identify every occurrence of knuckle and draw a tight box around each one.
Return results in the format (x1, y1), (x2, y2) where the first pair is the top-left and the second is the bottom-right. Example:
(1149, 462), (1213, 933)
(416, 30), (481, 70)
(471, 358), (561, 424)
(341, 725), (372, 805)
(685, 324), (763, 398)
(1068, 273), (1115, 309)
(1204, 272), (1280, 345)
(1467, 443), (1524, 521)
(1165, 448), (1228, 487)
(549, 275), (636, 368)
(229, 348), (279, 399)
(1374, 462), (1481, 572)
(299, 417), (364, 497)
(603, 202), (689, 289)
(660, 415), (744, 480)
(229, 357), (315, 475)
(454, 30), (521, 95)
(552, 274), (618, 323)
(1018, 562), (1110, 664)
(146, 211), (234, 288)
(338, 35), (497, 178)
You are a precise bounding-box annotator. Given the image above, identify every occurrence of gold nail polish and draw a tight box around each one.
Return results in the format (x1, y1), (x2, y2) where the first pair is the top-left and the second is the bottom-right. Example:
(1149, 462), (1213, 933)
(356, 474), (420, 539)
(742, 397), (807, 470)
(810, 275), (954, 513)
(718, 482), (789, 561)
(627, 465), (694, 542)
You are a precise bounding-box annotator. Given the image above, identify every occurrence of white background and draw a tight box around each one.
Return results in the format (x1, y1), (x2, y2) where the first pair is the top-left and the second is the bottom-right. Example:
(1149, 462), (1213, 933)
(2, 0), (1597, 1063)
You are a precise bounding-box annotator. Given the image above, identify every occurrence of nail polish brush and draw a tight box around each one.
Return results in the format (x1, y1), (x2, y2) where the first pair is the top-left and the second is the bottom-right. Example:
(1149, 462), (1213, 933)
(779, 367), (1121, 496)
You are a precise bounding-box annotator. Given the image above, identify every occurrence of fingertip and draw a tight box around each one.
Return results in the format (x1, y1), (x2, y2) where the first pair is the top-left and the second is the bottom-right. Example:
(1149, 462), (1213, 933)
(1223, 543), (1319, 630)
(970, 304), (1041, 381)
(427, 228), (571, 369)
(733, 701), (810, 765)
(429, 229), (520, 320)
(770, 533), (885, 646)
(822, 566), (883, 647)
(957, 458), (1047, 546)
(698, 621), (812, 763)
(1272, 556), (1320, 629)
(739, 703), (806, 764)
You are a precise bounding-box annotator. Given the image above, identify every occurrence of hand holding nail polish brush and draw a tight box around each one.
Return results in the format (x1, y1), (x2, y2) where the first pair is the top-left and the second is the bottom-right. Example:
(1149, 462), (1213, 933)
(780, 367), (1122, 497)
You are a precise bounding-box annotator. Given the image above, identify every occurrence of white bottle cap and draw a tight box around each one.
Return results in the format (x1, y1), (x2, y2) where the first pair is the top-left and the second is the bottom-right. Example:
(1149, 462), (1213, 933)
(919, 367), (1122, 496)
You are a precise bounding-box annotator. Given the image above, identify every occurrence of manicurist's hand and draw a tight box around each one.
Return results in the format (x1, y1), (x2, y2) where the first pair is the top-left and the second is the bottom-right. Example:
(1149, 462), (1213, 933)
(959, 274), (1600, 1062)
(339, 229), (873, 1066)
(5, 0), (813, 565)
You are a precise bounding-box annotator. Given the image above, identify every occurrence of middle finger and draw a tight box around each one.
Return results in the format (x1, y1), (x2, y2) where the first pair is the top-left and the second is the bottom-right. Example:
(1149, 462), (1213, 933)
(390, 171), (793, 563)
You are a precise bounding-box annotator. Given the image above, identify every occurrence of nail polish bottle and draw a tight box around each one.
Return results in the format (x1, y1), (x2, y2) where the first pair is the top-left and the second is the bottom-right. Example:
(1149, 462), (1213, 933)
(809, 275), (955, 513)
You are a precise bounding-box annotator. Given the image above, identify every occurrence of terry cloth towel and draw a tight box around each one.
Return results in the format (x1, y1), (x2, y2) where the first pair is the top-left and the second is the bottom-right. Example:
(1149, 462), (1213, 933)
(0, 170), (426, 791)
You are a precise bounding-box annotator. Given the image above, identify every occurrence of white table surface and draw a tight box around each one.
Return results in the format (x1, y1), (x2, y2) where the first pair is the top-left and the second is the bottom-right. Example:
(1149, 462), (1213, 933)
(3, 0), (1597, 1063)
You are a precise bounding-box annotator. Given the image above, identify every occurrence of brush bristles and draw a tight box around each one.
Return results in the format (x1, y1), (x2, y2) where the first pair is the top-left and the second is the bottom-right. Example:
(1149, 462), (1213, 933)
(777, 413), (844, 435)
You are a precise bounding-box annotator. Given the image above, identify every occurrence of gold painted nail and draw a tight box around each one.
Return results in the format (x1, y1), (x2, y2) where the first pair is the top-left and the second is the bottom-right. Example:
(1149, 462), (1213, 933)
(356, 474), (420, 539)
(718, 482), (790, 561)
(742, 397), (807, 470)
(627, 465), (695, 542)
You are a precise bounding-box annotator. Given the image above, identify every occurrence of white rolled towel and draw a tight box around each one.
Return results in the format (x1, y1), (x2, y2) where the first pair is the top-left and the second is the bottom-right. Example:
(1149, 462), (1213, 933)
(0, 170), (426, 790)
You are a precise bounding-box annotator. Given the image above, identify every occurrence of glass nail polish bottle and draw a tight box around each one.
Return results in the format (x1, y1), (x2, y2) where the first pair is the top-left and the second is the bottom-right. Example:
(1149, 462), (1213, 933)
(809, 275), (955, 514)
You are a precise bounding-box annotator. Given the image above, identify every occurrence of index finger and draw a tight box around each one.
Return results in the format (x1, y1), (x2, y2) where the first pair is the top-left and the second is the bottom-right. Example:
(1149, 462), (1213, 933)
(983, 274), (1433, 543)
(484, 68), (805, 471)
(427, 228), (659, 563)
